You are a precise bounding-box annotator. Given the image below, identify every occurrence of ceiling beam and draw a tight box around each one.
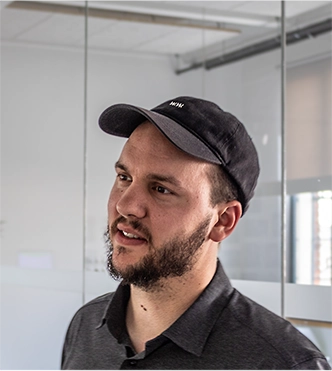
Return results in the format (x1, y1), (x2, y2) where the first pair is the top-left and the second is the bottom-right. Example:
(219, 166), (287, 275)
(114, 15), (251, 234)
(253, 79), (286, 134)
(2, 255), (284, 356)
(89, 1), (279, 28)
(0, 1), (13, 10)
(14, 0), (280, 28)
(7, 1), (241, 33)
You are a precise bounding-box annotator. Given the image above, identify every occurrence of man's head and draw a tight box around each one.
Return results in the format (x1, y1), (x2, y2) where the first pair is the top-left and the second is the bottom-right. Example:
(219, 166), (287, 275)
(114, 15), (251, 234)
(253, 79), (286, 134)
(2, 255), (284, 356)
(99, 96), (259, 215)
(99, 96), (260, 288)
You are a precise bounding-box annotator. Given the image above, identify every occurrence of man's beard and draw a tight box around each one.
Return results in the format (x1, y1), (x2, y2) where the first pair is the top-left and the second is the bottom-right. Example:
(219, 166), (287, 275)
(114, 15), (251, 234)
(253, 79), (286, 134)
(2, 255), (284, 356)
(104, 216), (211, 291)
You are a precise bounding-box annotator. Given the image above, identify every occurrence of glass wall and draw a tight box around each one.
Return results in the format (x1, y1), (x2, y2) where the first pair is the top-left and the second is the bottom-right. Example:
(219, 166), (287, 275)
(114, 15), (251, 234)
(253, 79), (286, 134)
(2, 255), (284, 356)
(0, 1), (86, 368)
(284, 1), (332, 361)
(1, 1), (331, 369)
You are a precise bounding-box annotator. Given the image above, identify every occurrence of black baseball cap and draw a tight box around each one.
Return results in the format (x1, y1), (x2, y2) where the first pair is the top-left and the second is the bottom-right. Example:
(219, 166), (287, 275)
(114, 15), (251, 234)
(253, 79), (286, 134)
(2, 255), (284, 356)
(99, 96), (260, 215)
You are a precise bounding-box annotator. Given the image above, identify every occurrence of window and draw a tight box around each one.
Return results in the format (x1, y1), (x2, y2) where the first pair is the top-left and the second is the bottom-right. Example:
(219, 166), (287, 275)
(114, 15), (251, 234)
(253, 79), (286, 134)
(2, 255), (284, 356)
(290, 190), (332, 286)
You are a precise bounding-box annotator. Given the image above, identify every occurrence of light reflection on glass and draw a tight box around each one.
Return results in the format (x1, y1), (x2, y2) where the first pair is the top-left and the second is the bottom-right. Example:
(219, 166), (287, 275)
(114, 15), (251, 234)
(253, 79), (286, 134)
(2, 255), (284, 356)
(292, 190), (332, 285)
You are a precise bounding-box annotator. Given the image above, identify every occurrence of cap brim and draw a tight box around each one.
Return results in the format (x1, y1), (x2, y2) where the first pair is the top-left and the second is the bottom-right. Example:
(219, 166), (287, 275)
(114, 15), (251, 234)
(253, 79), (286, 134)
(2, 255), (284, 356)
(99, 104), (221, 165)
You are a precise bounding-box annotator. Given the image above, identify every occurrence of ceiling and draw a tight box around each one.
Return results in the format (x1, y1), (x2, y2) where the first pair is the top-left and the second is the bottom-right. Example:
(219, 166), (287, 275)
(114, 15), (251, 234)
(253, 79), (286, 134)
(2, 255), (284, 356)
(1, 1), (331, 67)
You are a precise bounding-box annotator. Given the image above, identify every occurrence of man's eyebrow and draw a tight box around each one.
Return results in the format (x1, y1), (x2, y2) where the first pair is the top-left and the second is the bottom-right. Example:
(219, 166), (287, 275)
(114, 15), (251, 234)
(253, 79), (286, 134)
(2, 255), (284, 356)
(147, 174), (182, 188)
(115, 161), (182, 188)
(115, 161), (128, 172)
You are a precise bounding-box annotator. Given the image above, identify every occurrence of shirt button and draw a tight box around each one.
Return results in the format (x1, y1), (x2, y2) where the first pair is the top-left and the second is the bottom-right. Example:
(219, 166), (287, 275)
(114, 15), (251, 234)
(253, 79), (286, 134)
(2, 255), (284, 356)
(129, 360), (137, 366)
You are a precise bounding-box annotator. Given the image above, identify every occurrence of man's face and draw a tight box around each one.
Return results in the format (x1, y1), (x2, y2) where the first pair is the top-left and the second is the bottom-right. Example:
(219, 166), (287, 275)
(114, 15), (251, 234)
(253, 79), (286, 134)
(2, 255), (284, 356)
(107, 121), (220, 289)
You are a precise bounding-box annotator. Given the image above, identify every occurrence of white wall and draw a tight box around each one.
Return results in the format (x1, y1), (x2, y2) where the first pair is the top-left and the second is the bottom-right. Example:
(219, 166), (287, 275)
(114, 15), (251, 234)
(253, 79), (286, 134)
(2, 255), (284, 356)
(1, 44), (86, 369)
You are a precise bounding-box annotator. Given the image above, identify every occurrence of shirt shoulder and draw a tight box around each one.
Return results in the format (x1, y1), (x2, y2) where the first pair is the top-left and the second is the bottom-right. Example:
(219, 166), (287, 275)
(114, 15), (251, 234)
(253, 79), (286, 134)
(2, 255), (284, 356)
(61, 292), (115, 369)
(67, 292), (114, 332)
(219, 289), (330, 369)
(77, 292), (114, 314)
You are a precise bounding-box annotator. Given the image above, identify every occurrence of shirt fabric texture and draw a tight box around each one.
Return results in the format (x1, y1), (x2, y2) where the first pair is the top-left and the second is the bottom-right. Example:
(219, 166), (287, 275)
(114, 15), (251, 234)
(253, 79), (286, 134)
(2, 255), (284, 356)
(62, 260), (331, 370)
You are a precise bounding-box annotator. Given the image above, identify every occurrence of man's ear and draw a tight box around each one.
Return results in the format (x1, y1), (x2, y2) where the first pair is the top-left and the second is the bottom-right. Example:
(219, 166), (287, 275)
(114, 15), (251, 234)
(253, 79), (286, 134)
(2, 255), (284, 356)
(209, 200), (242, 242)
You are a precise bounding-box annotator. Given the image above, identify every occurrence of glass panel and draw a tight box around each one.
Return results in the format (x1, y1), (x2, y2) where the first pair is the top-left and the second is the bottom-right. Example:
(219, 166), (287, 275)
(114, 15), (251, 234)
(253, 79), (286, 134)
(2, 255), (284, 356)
(208, 2), (283, 285)
(84, 2), (212, 301)
(285, 1), (332, 287)
(0, 2), (86, 369)
(285, 0), (332, 365)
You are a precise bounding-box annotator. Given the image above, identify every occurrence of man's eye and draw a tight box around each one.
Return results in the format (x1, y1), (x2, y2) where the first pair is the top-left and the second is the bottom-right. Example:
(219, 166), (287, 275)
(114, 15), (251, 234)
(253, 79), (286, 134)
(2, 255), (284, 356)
(117, 174), (131, 182)
(155, 186), (171, 194)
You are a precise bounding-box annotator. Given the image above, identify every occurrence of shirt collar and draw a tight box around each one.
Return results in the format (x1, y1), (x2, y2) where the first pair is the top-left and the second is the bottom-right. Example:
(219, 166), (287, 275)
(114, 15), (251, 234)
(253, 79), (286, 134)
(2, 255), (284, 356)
(98, 282), (131, 342)
(97, 259), (234, 356)
(163, 260), (234, 356)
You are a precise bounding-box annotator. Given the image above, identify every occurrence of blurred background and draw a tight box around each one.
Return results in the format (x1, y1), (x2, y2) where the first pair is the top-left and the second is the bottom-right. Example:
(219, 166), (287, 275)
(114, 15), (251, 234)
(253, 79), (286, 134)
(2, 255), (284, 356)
(1, 1), (331, 369)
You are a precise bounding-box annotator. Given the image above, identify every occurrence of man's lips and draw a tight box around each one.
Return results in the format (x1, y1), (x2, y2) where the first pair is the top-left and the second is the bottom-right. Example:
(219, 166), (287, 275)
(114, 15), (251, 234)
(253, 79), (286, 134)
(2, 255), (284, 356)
(121, 230), (141, 239)
(114, 223), (148, 246)
(114, 230), (147, 247)
(117, 223), (146, 240)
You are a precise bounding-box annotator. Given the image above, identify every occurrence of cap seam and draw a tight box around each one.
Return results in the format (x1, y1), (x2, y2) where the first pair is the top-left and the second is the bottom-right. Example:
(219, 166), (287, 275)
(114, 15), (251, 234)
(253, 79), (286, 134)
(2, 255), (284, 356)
(221, 121), (240, 145)
(152, 109), (226, 166)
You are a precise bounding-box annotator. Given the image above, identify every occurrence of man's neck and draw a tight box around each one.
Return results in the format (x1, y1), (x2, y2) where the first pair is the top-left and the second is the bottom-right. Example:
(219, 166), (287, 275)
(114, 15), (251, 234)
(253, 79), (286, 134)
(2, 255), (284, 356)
(125, 257), (218, 353)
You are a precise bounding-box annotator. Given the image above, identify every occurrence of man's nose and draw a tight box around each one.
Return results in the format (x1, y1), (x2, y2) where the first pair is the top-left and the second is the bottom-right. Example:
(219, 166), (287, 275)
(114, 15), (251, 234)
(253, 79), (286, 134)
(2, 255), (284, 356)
(115, 183), (147, 219)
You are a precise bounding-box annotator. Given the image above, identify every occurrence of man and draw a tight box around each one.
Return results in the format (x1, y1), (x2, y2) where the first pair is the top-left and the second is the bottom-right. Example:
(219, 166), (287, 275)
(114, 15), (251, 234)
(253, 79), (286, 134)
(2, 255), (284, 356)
(62, 96), (330, 370)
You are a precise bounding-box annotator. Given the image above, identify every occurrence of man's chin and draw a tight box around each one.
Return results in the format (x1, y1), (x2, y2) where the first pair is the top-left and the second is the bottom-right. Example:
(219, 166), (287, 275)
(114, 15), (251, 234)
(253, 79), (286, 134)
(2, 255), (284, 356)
(114, 245), (144, 259)
(110, 254), (144, 277)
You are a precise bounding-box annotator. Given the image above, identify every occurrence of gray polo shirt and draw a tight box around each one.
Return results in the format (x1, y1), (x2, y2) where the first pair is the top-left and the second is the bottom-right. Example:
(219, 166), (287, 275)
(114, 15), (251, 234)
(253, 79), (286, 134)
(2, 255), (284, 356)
(61, 261), (330, 369)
